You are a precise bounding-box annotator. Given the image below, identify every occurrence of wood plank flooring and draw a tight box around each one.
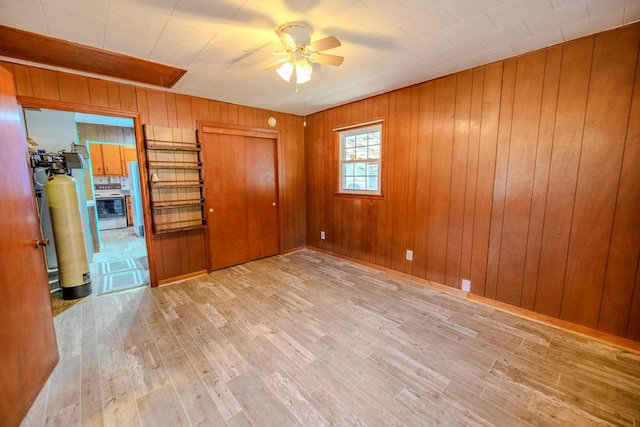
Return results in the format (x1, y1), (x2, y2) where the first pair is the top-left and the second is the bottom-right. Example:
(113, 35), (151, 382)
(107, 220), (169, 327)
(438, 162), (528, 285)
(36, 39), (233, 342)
(22, 250), (640, 426)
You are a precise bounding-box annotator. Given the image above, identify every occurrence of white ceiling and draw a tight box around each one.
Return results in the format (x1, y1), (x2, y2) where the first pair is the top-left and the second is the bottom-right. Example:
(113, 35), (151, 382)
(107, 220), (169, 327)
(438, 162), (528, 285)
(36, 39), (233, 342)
(1, 0), (639, 115)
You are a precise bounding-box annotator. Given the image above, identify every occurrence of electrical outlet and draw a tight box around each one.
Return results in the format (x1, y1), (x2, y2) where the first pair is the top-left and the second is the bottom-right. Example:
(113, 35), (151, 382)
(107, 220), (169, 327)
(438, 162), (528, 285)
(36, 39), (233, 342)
(320, 231), (325, 240)
(461, 279), (471, 292)
(406, 250), (413, 261)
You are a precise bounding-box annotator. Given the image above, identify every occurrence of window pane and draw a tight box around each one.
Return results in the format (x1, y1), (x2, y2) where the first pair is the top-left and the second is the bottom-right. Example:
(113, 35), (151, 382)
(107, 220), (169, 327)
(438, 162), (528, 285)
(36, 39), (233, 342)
(354, 177), (366, 189)
(368, 145), (380, 159)
(345, 147), (356, 161)
(367, 162), (378, 176)
(355, 134), (368, 146)
(367, 177), (379, 190)
(355, 147), (368, 159)
(355, 162), (366, 176)
(344, 163), (354, 176)
(345, 136), (356, 148)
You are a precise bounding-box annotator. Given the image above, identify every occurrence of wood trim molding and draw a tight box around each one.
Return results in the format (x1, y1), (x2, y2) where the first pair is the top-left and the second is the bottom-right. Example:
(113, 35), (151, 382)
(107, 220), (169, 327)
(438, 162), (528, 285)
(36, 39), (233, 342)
(0, 25), (186, 88)
(17, 96), (139, 118)
(200, 123), (280, 139)
(157, 269), (208, 286)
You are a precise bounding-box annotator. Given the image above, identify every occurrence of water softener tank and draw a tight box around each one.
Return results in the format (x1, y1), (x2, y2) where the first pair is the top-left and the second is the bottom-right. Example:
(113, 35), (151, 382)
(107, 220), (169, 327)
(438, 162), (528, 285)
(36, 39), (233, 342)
(45, 169), (91, 299)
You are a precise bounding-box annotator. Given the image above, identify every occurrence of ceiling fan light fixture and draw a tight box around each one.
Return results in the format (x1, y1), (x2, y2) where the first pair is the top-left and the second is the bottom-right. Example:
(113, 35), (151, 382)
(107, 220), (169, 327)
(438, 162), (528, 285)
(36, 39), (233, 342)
(295, 60), (312, 84)
(276, 61), (294, 82)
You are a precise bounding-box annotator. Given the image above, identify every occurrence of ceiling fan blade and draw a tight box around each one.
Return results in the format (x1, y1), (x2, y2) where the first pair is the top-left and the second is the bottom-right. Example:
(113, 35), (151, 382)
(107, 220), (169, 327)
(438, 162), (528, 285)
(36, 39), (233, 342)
(309, 35), (341, 52)
(262, 57), (289, 71)
(275, 29), (296, 48)
(309, 53), (344, 66)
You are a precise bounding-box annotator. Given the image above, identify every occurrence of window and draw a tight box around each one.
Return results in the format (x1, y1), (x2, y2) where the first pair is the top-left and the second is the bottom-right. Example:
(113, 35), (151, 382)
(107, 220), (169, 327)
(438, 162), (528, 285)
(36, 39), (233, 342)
(338, 123), (382, 195)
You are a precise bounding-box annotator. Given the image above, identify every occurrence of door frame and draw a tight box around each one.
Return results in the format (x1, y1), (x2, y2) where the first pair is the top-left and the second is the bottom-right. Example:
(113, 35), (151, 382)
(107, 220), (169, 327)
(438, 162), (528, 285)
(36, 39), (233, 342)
(198, 121), (283, 272)
(16, 97), (157, 287)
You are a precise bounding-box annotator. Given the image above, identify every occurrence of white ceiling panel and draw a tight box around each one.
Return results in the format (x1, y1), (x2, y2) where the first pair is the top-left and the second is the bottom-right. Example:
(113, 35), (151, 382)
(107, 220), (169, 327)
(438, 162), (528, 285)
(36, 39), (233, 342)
(43, 0), (109, 19)
(400, 7), (458, 39)
(0, 0), (637, 115)
(526, 1), (589, 35)
(478, 22), (531, 50)
(0, 2), (46, 33)
(440, 14), (498, 45)
(488, 0), (555, 29)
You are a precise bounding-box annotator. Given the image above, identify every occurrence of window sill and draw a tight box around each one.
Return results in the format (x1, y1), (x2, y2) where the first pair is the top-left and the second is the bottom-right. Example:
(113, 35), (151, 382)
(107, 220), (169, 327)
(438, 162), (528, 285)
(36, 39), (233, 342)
(334, 192), (384, 200)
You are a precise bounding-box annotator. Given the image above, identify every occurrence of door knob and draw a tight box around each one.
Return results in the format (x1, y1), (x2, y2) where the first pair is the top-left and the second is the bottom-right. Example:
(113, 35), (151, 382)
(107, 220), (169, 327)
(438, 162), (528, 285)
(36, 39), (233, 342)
(272, 202), (276, 206)
(209, 208), (213, 213)
(35, 239), (50, 248)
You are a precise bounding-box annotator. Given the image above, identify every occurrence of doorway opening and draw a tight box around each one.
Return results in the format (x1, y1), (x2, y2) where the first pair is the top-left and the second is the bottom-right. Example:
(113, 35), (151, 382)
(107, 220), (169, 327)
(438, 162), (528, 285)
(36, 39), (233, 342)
(25, 108), (149, 309)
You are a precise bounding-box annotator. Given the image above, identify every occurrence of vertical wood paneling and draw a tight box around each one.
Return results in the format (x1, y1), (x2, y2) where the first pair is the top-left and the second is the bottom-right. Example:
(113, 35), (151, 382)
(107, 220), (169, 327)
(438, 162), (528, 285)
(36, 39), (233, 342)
(29, 68), (59, 100)
(404, 86), (421, 275)
(374, 95), (390, 266)
(390, 88), (413, 272)
(598, 27), (640, 337)
(534, 37), (593, 318)
(57, 73), (91, 104)
(495, 52), (545, 306)
(11, 64), (34, 97)
(88, 80), (110, 108)
(628, 267), (640, 340)
(445, 70), (472, 287)
(106, 82), (122, 109)
(459, 68), (484, 283)
(470, 62), (502, 296)
(521, 46), (562, 311)
(560, 26), (639, 328)
(411, 82), (435, 279)
(485, 58), (516, 300)
(305, 23), (640, 341)
(425, 75), (456, 284)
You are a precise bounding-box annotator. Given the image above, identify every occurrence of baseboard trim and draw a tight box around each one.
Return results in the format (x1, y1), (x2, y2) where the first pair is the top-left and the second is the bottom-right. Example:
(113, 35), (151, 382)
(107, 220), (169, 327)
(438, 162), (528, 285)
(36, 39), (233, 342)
(157, 270), (208, 286)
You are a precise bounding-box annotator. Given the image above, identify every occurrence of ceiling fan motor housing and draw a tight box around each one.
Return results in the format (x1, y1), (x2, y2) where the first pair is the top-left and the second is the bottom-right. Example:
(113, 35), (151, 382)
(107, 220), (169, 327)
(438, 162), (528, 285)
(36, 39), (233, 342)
(278, 22), (312, 48)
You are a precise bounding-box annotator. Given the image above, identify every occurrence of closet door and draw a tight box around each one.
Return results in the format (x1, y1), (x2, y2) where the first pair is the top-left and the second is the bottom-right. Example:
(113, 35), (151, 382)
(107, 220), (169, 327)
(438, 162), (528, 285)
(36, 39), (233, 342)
(202, 131), (279, 271)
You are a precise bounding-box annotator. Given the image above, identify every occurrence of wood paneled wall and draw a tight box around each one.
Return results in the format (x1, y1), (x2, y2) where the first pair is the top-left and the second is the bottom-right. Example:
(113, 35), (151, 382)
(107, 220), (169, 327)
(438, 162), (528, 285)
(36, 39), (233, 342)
(305, 23), (640, 341)
(1, 61), (306, 286)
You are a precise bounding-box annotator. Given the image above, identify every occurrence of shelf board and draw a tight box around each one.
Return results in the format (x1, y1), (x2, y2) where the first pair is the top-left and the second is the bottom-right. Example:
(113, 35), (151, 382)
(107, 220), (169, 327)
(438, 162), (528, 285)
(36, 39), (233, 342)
(151, 181), (204, 189)
(147, 161), (202, 170)
(145, 142), (201, 152)
(153, 223), (206, 234)
(152, 199), (205, 209)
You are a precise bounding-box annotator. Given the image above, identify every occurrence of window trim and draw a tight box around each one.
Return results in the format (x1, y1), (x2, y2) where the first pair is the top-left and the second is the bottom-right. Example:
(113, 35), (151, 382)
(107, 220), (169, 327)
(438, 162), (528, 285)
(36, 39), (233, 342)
(335, 121), (384, 197)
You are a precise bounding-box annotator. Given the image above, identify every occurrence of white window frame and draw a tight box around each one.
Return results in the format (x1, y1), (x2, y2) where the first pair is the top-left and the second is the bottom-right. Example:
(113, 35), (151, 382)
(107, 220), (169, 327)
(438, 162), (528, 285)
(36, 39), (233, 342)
(337, 122), (382, 196)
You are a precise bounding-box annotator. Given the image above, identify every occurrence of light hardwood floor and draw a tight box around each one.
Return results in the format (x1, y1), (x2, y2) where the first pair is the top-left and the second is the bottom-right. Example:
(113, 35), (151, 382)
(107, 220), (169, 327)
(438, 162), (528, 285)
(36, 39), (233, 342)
(23, 250), (640, 426)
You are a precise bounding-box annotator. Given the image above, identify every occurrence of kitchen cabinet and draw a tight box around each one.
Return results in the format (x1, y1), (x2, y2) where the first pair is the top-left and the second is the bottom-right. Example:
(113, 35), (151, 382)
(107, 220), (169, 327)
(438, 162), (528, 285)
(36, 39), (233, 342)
(101, 144), (123, 175)
(89, 143), (136, 176)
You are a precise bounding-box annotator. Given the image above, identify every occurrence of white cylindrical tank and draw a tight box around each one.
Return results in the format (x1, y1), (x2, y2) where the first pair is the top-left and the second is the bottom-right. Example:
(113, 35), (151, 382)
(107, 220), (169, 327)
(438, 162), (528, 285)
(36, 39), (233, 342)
(45, 171), (91, 299)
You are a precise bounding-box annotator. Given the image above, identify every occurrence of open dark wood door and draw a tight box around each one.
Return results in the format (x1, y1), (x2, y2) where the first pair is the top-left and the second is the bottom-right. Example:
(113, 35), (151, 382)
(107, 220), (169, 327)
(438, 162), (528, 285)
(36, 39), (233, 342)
(202, 130), (279, 270)
(0, 67), (58, 426)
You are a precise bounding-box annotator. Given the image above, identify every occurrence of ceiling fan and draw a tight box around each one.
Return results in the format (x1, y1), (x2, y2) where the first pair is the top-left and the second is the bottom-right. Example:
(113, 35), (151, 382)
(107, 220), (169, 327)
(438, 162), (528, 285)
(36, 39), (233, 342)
(262, 22), (344, 84)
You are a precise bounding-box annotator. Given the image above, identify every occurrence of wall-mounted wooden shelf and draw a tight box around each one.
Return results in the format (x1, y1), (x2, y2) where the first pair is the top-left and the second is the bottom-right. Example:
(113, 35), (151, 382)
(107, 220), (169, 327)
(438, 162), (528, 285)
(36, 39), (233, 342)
(143, 125), (206, 234)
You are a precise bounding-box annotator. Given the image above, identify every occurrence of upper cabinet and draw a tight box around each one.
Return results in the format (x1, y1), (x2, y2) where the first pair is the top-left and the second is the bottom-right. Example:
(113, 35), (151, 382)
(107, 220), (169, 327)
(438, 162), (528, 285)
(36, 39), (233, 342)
(90, 143), (123, 176)
(78, 122), (137, 176)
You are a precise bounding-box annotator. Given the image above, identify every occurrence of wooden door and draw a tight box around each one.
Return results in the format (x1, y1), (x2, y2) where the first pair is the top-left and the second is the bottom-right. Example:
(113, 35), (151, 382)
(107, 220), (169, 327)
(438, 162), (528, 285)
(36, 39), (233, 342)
(245, 136), (279, 260)
(0, 67), (58, 427)
(202, 132), (279, 270)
